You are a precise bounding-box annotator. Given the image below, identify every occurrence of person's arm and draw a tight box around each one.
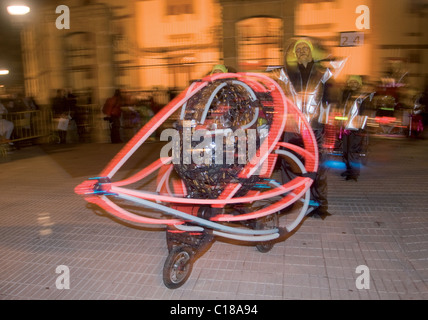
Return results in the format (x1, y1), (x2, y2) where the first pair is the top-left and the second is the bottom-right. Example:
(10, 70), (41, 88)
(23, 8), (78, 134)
(0, 102), (7, 114)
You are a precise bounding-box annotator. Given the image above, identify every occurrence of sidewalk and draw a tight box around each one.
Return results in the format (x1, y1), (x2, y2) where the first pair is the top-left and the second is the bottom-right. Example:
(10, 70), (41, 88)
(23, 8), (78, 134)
(0, 134), (427, 300)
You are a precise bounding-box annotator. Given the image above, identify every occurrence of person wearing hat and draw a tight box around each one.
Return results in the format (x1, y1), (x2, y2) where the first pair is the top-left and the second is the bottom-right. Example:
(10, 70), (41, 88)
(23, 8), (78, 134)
(278, 38), (338, 219)
(339, 75), (373, 181)
(103, 89), (124, 143)
(210, 64), (228, 75)
(293, 39), (316, 84)
(285, 38), (332, 121)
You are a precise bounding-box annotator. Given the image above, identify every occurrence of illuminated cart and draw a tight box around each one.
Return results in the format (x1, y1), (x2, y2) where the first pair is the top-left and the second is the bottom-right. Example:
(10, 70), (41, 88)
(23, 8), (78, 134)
(75, 72), (319, 289)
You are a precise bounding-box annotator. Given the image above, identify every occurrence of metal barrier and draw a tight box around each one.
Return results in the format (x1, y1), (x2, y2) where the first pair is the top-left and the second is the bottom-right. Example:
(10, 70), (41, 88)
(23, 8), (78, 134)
(72, 104), (99, 142)
(1, 109), (57, 145)
(120, 105), (156, 141)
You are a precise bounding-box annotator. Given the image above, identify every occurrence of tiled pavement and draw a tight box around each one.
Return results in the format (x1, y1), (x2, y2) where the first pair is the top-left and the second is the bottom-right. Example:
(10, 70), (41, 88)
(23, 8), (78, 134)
(0, 132), (427, 300)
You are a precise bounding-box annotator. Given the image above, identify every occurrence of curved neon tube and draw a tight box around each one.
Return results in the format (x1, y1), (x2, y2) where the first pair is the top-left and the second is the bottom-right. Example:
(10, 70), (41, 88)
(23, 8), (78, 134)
(111, 157), (172, 187)
(87, 195), (183, 225)
(212, 230), (279, 242)
(203, 72), (241, 82)
(173, 224), (280, 242)
(213, 73), (290, 204)
(116, 193), (279, 236)
(275, 150), (311, 232)
(110, 176), (309, 205)
(231, 80), (257, 101)
(239, 76), (271, 92)
(237, 74), (289, 180)
(276, 142), (316, 168)
(77, 73), (319, 236)
(156, 164), (174, 196)
(107, 73), (315, 206)
(101, 81), (208, 179)
(211, 150), (312, 223)
(179, 81), (200, 120)
(175, 224), (204, 232)
(211, 180), (310, 222)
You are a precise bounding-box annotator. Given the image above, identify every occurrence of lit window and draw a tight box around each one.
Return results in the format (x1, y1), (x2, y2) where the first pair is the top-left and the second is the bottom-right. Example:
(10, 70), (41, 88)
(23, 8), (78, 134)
(166, 0), (194, 15)
(236, 17), (284, 71)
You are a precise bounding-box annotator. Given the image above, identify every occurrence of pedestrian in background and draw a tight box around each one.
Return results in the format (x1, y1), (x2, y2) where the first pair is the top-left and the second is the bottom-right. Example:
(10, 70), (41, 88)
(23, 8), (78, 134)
(103, 89), (123, 143)
(339, 75), (372, 181)
(52, 89), (69, 144)
(0, 100), (14, 143)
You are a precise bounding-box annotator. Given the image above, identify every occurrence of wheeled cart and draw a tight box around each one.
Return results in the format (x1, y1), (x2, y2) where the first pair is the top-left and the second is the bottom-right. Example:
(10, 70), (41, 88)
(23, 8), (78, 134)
(75, 72), (319, 289)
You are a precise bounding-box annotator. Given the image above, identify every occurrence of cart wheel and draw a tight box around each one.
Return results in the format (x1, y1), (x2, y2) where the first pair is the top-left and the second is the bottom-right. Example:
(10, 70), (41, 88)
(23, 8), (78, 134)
(255, 213), (279, 253)
(163, 245), (193, 289)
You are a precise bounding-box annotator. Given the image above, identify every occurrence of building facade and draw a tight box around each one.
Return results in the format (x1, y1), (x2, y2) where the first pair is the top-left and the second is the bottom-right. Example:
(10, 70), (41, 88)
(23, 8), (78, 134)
(18, 0), (428, 106)
(294, 0), (428, 88)
(20, 0), (224, 105)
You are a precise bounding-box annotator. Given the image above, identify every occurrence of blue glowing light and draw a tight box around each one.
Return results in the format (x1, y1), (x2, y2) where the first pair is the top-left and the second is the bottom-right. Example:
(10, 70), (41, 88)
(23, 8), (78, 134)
(322, 160), (362, 170)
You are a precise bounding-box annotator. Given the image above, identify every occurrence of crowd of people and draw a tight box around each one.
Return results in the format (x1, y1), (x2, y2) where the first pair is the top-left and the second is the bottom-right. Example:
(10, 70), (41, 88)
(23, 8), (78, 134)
(0, 94), (39, 145)
(51, 89), (78, 144)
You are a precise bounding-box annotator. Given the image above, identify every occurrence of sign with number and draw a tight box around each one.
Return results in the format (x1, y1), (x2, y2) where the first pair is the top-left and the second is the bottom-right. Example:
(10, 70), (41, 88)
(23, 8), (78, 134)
(340, 32), (364, 47)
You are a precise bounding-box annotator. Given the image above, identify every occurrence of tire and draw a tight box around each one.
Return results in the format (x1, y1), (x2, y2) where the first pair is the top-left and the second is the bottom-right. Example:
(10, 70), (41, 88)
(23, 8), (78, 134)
(255, 213), (279, 253)
(163, 245), (193, 289)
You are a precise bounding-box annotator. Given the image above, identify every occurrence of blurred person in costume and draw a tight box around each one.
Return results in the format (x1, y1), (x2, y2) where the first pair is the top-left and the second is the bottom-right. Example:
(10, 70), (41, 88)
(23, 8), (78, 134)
(274, 37), (346, 219)
(339, 75), (374, 181)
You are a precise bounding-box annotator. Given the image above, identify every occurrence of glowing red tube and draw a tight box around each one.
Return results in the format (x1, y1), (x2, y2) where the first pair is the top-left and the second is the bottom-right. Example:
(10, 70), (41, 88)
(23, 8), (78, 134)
(111, 176), (310, 205)
(111, 157), (172, 187)
(100, 80), (208, 179)
(76, 72), (318, 228)
(211, 182), (310, 222)
(85, 196), (183, 225)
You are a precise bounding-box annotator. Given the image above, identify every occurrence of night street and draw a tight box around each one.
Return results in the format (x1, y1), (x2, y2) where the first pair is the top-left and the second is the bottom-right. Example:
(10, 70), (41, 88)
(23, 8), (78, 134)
(0, 132), (427, 300)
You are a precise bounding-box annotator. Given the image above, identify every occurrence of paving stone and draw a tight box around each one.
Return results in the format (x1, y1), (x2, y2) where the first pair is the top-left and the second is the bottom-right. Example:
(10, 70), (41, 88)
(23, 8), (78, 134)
(0, 134), (427, 300)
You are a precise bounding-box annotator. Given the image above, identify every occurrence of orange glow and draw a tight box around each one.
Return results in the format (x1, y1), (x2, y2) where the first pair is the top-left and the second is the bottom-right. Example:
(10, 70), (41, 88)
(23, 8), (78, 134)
(296, 0), (372, 80)
(16, 0), (428, 104)
(135, 0), (222, 89)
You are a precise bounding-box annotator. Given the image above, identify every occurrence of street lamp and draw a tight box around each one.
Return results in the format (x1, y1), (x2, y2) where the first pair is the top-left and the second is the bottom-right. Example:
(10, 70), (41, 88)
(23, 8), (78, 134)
(4, 2), (30, 93)
(7, 5), (30, 15)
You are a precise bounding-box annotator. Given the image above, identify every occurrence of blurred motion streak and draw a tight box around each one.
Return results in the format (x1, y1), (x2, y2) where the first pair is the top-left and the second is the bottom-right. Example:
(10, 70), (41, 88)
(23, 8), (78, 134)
(0, 0), (423, 145)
